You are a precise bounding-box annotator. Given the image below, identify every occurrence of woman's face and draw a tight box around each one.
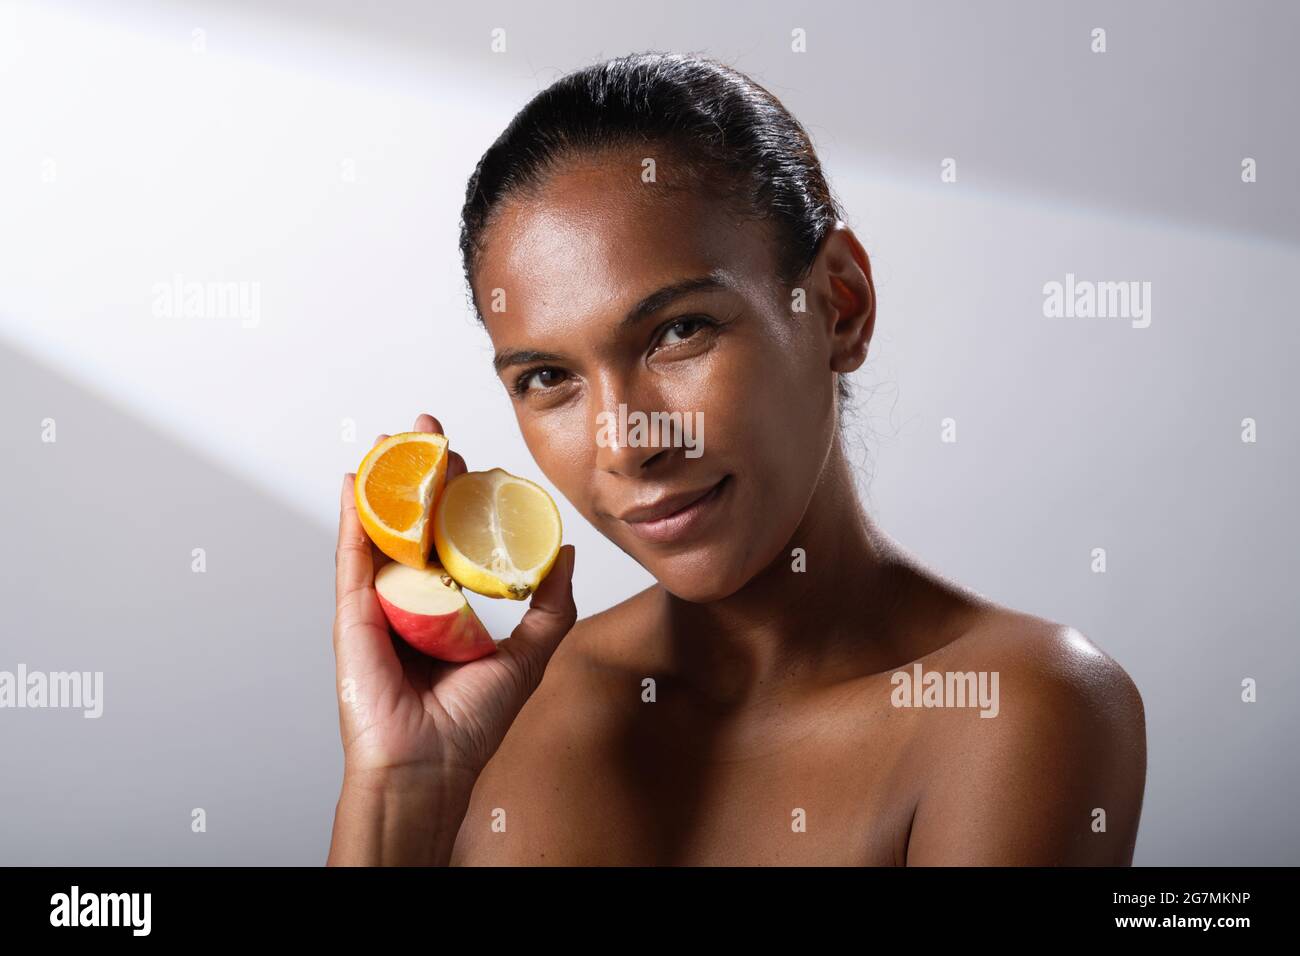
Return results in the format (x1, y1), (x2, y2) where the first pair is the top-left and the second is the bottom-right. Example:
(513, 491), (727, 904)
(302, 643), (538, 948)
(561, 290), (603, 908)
(473, 151), (861, 602)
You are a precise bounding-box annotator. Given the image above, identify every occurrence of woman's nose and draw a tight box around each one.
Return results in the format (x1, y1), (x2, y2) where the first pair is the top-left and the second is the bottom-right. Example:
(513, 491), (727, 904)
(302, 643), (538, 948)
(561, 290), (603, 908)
(592, 393), (681, 477)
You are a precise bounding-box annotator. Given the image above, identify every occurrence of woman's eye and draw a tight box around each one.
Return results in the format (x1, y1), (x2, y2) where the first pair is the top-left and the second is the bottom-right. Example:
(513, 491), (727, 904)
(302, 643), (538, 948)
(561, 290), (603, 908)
(658, 316), (708, 348)
(514, 367), (566, 395)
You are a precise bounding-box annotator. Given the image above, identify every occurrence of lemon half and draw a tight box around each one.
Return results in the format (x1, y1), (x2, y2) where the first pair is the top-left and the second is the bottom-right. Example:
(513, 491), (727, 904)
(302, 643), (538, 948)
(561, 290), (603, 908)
(433, 468), (562, 599)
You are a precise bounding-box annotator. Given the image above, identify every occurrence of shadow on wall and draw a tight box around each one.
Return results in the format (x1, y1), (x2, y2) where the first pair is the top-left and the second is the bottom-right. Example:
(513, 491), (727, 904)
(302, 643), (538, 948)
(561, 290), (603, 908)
(0, 339), (341, 865)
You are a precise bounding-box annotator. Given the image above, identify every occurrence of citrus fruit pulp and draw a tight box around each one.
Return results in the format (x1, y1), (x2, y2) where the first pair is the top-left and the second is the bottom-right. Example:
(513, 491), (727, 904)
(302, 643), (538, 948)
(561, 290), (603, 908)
(354, 431), (449, 568)
(433, 467), (562, 599)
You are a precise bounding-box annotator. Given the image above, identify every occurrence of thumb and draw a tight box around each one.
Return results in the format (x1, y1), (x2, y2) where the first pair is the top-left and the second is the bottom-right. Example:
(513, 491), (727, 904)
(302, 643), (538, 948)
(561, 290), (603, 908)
(502, 544), (577, 684)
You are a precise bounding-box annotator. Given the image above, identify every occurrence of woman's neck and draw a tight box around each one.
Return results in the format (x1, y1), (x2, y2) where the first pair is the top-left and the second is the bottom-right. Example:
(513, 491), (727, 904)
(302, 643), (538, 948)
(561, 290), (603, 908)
(658, 439), (915, 708)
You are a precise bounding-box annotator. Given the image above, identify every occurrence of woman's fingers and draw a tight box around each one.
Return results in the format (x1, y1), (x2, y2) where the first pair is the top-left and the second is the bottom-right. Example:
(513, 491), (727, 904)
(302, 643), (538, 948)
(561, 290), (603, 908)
(336, 473), (374, 607)
(334, 473), (401, 677)
(447, 450), (468, 482)
(411, 413), (466, 478)
(330, 470), (400, 723)
(501, 545), (577, 688)
(414, 413), (443, 434)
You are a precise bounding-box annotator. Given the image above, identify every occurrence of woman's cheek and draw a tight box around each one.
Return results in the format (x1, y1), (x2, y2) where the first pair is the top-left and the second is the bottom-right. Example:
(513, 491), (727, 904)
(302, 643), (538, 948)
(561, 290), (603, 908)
(520, 403), (591, 492)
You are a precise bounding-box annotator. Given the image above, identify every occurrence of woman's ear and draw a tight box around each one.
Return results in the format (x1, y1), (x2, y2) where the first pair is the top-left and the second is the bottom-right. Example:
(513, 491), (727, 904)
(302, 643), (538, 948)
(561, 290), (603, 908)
(814, 221), (876, 375)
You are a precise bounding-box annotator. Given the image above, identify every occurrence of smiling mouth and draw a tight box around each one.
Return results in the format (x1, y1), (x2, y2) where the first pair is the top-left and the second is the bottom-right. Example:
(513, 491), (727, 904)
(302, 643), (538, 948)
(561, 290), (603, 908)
(619, 475), (730, 544)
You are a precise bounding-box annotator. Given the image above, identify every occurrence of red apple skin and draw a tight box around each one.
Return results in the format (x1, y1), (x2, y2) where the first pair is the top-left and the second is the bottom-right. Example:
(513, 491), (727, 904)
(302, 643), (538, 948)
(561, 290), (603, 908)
(376, 592), (497, 663)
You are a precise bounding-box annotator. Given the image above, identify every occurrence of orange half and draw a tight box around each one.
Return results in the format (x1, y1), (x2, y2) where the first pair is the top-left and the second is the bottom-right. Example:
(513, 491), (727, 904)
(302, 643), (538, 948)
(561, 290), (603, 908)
(354, 432), (449, 568)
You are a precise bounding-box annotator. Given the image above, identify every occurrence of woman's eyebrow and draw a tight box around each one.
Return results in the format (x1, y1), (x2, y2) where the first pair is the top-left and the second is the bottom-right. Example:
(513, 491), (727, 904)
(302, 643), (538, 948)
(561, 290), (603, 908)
(493, 347), (563, 375)
(619, 272), (728, 331)
(491, 271), (730, 374)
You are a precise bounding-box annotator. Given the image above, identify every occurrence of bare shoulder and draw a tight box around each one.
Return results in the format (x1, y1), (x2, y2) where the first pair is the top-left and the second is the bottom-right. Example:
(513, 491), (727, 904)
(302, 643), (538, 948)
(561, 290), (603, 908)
(545, 584), (661, 679)
(938, 607), (1145, 724)
(905, 606), (1148, 864)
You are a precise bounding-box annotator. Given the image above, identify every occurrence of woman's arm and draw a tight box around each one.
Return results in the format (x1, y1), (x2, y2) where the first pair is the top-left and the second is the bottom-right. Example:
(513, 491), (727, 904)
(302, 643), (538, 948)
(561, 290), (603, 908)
(327, 413), (578, 866)
(905, 627), (1147, 866)
(328, 766), (477, 866)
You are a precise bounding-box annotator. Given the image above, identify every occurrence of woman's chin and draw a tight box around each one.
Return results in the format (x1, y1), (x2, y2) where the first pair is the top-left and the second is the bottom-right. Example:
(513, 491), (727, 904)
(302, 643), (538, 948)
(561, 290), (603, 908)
(652, 562), (746, 604)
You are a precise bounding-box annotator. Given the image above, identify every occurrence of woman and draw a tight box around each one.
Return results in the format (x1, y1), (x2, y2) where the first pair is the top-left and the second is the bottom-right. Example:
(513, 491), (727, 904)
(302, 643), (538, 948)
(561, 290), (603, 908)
(328, 52), (1146, 866)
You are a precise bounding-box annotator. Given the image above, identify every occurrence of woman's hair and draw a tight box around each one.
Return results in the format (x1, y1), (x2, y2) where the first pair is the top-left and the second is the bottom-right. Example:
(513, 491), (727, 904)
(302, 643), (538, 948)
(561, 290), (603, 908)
(458, 50), (854, 413)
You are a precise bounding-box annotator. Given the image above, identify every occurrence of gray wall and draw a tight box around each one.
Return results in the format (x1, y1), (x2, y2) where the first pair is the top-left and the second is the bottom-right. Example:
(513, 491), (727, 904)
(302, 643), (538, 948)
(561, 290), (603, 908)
(1, 0), (1296, 864)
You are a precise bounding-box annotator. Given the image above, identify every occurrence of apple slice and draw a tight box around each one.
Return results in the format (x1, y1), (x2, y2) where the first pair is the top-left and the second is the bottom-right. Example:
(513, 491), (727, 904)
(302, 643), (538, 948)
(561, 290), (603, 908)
(375, 562), (497, 662)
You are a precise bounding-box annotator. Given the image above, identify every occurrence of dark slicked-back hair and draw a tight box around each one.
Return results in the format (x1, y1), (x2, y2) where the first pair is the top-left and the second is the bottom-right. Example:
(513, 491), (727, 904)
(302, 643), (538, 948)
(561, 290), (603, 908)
(458, 51), (851, 409)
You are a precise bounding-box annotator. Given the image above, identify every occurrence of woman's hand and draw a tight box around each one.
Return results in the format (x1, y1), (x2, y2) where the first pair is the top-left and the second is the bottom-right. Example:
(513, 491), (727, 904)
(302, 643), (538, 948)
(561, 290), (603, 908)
(328, 412), (577, 864)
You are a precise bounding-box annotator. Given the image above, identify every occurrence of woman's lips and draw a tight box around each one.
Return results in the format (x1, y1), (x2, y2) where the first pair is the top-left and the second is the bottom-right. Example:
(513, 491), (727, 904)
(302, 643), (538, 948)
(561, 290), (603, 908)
(620, 476), (730, 544)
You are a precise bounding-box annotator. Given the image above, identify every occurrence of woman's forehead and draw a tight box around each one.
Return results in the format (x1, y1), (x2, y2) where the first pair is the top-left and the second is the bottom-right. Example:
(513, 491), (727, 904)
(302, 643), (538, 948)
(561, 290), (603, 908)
(474, 168), (779, 331)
